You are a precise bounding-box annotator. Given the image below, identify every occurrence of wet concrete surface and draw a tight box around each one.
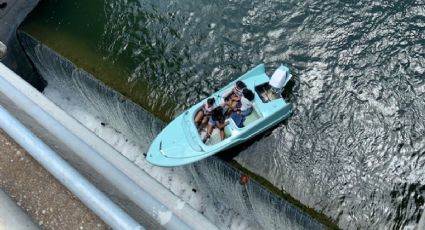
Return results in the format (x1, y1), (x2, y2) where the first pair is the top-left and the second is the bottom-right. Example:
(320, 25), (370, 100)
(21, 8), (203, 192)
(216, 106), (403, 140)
(0, 129), (108, 230)
(0, 188), (38, 230)
(0, 0), (46, 90)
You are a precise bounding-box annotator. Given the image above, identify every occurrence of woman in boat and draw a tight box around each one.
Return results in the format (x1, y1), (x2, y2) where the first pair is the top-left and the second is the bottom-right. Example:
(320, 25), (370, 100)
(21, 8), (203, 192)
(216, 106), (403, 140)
(203, 106), (229, 143)
(195, 98), (216, 131)
(223, 80), (246, 113)
(230, 89), (255, 128)
(238, 88), (254, 117)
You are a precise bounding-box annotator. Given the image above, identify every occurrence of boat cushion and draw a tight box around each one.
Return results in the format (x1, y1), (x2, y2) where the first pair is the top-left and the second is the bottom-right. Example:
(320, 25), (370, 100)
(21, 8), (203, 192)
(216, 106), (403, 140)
(230, 113), (245, 128)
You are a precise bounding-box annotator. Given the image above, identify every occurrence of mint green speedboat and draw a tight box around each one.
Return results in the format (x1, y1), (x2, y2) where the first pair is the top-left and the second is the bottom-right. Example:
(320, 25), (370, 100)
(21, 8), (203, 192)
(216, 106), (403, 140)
(147, 64), (292, 167)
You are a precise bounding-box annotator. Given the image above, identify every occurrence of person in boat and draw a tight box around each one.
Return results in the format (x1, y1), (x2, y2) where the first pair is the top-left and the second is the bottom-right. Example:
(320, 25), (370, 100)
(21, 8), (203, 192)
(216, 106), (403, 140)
(203, 106), (229, 143)
(195, 98), (216, 131)
(238, 88), (255, 117)
(230, 88), (255, 128)
(222, 80), (246, 113)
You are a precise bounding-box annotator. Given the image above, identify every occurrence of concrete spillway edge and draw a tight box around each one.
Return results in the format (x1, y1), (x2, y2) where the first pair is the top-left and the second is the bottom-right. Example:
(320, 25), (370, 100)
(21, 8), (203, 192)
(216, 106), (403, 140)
(0, 62), (217, 229)
(0, 105), (143, 230)
(0, 189), (39, 230)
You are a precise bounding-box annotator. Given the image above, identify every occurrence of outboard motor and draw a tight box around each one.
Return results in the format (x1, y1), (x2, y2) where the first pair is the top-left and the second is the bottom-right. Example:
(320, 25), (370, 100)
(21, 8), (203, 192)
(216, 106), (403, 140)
(269, 65), (291, 94)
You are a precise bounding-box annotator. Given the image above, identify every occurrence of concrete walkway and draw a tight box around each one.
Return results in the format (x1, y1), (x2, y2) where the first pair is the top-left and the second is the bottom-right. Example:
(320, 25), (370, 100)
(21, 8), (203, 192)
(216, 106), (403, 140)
(0, 189), (38, 230)
(0, 129), (108, 230)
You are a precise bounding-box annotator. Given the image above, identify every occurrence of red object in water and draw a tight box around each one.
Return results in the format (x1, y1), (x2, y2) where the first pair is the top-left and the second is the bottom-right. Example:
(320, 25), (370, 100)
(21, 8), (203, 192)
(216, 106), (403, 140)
(239, 174), (249, 185)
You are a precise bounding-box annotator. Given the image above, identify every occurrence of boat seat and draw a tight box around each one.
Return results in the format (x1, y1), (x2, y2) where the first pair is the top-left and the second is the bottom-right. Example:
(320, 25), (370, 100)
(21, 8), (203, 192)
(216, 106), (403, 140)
(199, 104), (260, 145)
(243, 107), (261, 127)
(204, 126), (231, 145)
(228, 104), (261, 129)
(242, 104), (261, 127)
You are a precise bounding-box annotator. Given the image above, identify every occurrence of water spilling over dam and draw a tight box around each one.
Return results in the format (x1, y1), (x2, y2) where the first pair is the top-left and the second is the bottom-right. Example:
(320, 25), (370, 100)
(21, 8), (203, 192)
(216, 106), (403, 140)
(20, 32), (325, 229)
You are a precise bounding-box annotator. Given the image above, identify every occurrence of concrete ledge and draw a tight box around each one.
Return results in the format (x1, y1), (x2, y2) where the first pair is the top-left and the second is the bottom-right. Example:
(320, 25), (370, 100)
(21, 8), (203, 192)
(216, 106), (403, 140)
(0, 189), (39, 230)
(0, 61), (216, 228)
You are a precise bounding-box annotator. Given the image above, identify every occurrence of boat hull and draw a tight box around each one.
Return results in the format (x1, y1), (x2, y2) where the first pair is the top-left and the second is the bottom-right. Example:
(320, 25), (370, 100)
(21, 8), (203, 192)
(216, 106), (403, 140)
(147, 64), (292, 167)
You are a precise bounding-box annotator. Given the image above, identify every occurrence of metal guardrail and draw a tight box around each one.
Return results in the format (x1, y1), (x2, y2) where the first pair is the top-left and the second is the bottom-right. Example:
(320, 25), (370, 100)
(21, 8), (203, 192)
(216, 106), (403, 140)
(0, 105), (143, 230)
(0, 63), (192, 229)
(0, 61), (217, 229)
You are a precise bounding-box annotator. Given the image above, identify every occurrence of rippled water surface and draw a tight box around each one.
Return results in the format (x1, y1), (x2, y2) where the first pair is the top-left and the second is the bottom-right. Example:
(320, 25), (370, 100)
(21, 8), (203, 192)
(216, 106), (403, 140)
(22, 0), (425, 229)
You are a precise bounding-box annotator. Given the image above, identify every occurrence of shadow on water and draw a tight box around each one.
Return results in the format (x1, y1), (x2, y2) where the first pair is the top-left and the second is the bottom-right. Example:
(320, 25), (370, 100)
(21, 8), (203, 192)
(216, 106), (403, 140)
(282, 80), (296, 101)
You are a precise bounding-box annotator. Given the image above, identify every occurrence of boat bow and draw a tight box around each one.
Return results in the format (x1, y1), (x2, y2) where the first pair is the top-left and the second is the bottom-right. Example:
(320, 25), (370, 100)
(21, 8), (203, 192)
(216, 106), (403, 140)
(147, 110), (210, 166)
